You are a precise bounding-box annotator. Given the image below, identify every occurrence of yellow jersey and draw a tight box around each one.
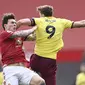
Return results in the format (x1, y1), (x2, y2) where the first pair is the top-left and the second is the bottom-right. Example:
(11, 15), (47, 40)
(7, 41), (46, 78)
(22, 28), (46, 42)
(33, 17), (73, 59)
(76, 72), (85, 85)
(0, 72), (4, 85)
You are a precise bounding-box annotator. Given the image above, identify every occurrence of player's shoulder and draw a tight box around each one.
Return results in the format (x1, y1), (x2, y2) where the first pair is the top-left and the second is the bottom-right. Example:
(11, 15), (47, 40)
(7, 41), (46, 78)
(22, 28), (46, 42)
(0, 31), (12, 35)
(55, 17), (67, 21)
(0, 31), (13, 39)
(33, 17), (41, 22)
(0, 31), (6, 35)
(33, 17), (45, 23)
(54, 16), (69, 20)
(33, 17), (40, 20)
(76, 73), (85, 78)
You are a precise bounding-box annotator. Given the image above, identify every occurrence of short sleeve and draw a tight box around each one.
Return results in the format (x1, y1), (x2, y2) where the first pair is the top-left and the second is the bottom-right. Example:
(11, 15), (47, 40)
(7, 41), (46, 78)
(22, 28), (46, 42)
(31, 18), (40, 26)
(60, 19), (73, 29)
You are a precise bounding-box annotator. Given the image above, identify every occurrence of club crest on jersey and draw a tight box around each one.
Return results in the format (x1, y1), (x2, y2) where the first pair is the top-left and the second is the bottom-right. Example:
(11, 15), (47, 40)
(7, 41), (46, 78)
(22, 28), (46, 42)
(15, 37), (23, 47)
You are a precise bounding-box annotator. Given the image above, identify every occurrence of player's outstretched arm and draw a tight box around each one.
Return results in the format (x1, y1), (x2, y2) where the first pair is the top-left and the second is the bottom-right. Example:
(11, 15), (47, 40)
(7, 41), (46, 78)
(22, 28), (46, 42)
(16, 18), (31, 28)
(72, 20), (85, 28)
(10, 26), (37, 38)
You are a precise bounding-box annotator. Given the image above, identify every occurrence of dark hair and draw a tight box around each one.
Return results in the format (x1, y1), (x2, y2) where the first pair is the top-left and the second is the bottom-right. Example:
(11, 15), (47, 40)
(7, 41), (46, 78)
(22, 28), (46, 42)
(2, 13), (15, 30)
(37, 5), (53, 16)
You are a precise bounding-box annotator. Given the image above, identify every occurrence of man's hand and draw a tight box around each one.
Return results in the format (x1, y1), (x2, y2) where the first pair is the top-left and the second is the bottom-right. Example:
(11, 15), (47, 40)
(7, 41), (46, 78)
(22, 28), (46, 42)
(32, 26), (37, 31)
(24, 26), (37, 41)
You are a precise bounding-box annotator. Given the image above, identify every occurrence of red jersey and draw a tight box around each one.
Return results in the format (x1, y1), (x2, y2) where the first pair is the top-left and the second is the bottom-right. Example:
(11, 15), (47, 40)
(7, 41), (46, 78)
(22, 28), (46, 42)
(0, 31), (28, 66)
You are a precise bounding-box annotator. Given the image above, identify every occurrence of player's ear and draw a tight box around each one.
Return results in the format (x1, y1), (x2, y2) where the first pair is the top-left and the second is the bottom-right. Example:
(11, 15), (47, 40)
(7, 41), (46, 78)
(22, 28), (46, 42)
(4, 24), (7, 30)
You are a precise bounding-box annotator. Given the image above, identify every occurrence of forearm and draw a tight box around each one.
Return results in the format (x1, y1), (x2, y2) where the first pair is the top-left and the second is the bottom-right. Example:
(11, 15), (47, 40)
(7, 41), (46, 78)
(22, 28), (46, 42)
(72, 20), (85, 28)
(11, 28), (36, 38)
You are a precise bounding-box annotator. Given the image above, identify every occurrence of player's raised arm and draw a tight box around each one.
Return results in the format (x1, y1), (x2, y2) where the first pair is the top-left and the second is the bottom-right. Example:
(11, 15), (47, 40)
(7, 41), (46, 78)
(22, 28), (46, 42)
(72, 20), (85, 28)
(16, 18), (32, 28)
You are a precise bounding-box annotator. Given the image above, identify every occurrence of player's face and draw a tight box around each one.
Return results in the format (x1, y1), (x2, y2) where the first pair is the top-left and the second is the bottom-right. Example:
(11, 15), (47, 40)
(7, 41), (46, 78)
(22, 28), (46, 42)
(5, 19), (17, 32)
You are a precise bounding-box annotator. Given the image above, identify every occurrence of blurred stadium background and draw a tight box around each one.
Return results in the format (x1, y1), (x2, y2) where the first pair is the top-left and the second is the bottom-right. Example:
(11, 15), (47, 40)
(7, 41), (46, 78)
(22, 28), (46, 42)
(0, 0), (85, 85)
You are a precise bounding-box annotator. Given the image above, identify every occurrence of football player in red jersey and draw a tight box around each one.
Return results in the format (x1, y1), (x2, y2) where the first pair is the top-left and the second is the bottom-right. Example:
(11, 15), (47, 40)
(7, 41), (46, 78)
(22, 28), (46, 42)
(0, 13), (46, 85)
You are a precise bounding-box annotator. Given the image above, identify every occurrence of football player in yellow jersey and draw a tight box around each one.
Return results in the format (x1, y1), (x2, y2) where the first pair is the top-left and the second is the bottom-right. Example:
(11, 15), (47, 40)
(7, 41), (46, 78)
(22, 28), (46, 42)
(17, 5), (85, 85)
(76, 63), (85, 85)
